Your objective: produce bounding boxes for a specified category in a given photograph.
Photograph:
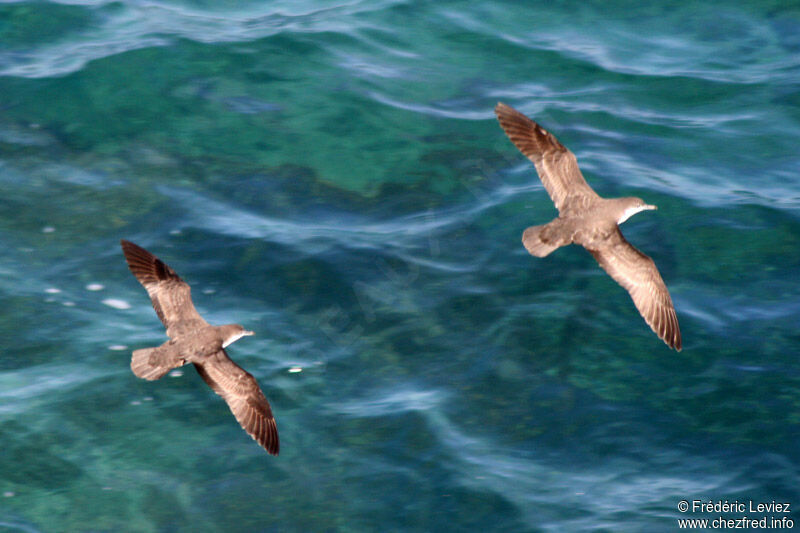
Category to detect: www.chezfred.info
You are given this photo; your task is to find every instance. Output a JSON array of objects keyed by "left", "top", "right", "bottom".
[{"left": 677, "top": 500, "right": 793, "bottom": 529}]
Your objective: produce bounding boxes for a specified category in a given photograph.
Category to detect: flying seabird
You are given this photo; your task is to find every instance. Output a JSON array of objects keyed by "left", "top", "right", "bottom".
[
  {"left": 120, "top": 240, "right": 279, "bottom": 454},
  {"left": 494, "top": 103, "right": 681, "bottom": 350}
]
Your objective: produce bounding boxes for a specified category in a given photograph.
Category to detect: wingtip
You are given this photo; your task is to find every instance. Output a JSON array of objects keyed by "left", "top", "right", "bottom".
[
  {"left": 120, "top": 239, "right": 149, "bottom": 267},
  {"left": 120, "top": 239, "right": 142, "bottom": 255},
  {"left": 262, "top": 418, "right": 280, "bottom": 456},
  {"left": 494, "top": 101, "right": 514, "bottom": 118},
  {"left": 664, "top": 327, "right": 682, "bottom": 351}
]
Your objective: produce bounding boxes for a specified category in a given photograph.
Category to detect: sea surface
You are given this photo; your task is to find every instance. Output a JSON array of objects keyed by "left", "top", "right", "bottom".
[{"left": 1, "top": 1, "right": 799, "bottom": 531}]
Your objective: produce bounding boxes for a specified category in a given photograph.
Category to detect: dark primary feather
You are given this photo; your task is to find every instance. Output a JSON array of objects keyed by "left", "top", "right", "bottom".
[
  {"left": 589, "top": 230, "right": 682, "bottom": 351},
  {"left": 494, "top": 102, "right": 599, "bottom": 213},
  {"left": 195, "top": 352, "right": 280, "bottom": 455},
  {"left": 120, "top": 239, "right": 208, "bottom": 338}
]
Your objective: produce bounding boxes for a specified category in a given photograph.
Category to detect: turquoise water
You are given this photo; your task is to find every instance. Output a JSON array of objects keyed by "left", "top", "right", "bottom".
[{"left": 1, "top": 1, "right": 800, "bottom": 531}]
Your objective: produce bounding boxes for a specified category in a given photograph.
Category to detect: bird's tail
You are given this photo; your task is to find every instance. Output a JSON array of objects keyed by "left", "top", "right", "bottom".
[
  {"left": 522, "top": 223, "right": 564, "bottom": 257},
  {"left": 131, "top": 346, "right": 184, "bottom": 381}
]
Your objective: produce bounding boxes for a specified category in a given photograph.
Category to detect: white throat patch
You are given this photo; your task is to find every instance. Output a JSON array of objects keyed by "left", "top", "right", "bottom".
[
  {"left": 618, "top": 205, "right": 655, "bottom": 225},
  {"left": 222, "top": 330, "right": 253, "bottom": 348}
]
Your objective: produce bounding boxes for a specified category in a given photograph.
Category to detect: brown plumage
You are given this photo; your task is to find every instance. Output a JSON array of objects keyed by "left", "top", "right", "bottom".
[
  {"left": 121, "top": 239, "right": 279, "bottom": 454},
  {"left": 495, "top": 103, "right": 681, "bottom": 350}
]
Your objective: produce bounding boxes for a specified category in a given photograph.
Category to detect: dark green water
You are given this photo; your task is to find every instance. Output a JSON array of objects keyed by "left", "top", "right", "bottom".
[{"left": 1, "top": 1, "right": 799, "bottom": 531}]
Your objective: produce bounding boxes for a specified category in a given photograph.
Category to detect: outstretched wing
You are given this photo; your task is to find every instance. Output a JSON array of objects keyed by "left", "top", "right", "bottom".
[
  {"left": 495, "top": 102, "right": 599, "bottom": 214},
  {"left": 120, "top": 240, "right": 208, "bottom": 338},
  {"left": 588, "top": 229, "right": 681, "bottom": 350},
  {"left": 194, "top": 350, "right": 279, "bottom": 455}
]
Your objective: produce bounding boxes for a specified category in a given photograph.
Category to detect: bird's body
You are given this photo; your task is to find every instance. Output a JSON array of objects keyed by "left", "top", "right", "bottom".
[
  {"left": 494, "top": 102, "right": 681, "bottom": 350},
  {"left": 130, "top": 325, "right": 236, "bottom": 380},
  {"left": 120, "top": 240, "right": 279, "bottom": 454}
]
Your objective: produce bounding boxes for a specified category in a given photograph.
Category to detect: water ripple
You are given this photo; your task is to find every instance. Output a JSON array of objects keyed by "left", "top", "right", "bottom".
[
  {"left": 0, "top": 0, "right": 409, "bottom": 78},
  {"left": 334, "top": 388, "right": 445, "bottom": 417}
]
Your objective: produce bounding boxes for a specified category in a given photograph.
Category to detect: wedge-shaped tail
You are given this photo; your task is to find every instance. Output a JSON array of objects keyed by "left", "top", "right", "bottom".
[
  {"left": 522, "top": 219, "right": 574, "bottom": 258},
  {"left": 131, "top": 344, "right": 185, "bottom": 381},
  {"left": 522, "top": 225, "right": 559, "bottom": 257}
]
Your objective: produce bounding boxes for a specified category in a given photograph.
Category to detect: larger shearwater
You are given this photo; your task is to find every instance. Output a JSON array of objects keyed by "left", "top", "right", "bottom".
[
  {"left": 494, "top": 103, "right": 681, "bottom": 350},
  {"left": 121, "top": 240, "right": 280, "bottom": 454}
]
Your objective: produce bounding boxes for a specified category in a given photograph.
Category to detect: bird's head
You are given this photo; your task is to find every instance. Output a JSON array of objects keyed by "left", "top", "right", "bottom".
[
  {"left": 617, "top": 197, "right": 657, "bottom": 225},
  {"left": 220, "top": 324, "right": 255, "bottom": 348}
]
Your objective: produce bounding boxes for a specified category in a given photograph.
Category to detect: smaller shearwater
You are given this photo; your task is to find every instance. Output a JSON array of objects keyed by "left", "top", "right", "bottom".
[
  {"left": 495, "top": 103, "right": 681, "bottom": 350},
  {"left": 121, "top": 240, "right": 279, "bottom": 454}
]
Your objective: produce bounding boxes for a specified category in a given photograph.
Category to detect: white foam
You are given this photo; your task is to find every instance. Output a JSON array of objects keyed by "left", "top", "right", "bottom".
[{"left": 102, "top": 298, "right": 131, "bottom": 310}]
